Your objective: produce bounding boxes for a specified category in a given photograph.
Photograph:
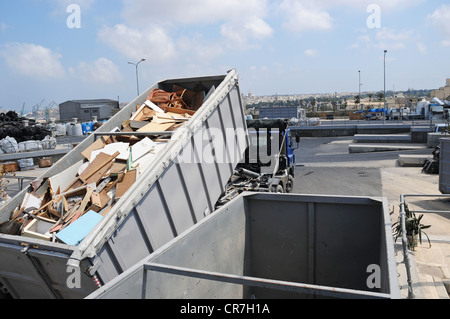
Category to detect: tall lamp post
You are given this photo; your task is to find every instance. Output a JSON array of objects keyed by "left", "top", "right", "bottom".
[
  {"left": 128, "top": 58, "right": 146, "bottom": 96},
  {"left": 383, "top": 50, "right": 387, "bottom": 123},
  {"left": 358, "top": 70, "right": 362, "bottom": 111}
]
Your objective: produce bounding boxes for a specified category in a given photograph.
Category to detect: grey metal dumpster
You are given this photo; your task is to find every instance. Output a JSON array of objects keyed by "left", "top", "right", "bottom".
[
  {"left": 87, "top": 193, "right": 400, "bottom": 299},
  {"left": 0, "top": 70, "right": 248, "bottom": 299},
  {"left": 440, "top": 137, "right": 450, "bottom": 194}
]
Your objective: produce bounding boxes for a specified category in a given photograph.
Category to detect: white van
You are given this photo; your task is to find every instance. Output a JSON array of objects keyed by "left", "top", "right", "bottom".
[{"left": 433, "top": 124, "right": 448, "bottom": 133}]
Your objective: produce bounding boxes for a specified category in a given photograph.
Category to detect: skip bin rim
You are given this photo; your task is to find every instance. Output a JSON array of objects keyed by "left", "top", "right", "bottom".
[{"left": 86, "top": 192, "right": 401, "bottom": 299}]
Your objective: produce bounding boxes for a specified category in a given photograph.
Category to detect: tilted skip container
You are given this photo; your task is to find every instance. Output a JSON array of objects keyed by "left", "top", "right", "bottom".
[
  {"left": 0, "top": 70, "right": 248, "bottom": 299},
  {"left": 87, "top": 193, "right": 400, "bottom": 299}
]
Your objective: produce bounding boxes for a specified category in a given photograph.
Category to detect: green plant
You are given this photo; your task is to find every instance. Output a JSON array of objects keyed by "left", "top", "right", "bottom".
[{"left": 392, "top": 203, "right": 431, "bottom": 250}]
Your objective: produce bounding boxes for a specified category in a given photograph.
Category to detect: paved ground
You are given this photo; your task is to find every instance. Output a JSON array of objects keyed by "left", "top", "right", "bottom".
[{"left": 293, "top": 136, "right": 450, "bottom": 299}]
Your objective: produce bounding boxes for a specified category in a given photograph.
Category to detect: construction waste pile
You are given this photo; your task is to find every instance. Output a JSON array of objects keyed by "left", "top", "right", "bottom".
[
  {"left": 0, "top": 87, "right": 203, "bottom": 245},
  {"left": 0, "top": 111, "right": 51, "bottom": 142}
]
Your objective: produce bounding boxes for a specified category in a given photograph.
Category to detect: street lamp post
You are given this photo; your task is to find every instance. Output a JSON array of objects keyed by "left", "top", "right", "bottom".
[
  {"left": 358, "top": 70, "right": 362, "bottom": 111},
  {"left": 383, "top": 50, "right": 387, "bottom": 123},
  {"left": 128, "top": 58, "right": 146, "bottom": 96}
]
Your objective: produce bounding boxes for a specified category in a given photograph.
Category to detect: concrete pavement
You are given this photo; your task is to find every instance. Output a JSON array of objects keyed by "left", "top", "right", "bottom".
[{"left": 294, "top": 136, "right": 450, "bottom": 299}]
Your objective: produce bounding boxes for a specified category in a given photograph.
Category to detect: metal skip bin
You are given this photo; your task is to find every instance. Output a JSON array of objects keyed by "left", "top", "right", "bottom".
[
  {"left": 439, "top": 138, "right": 450, "bottom": 194},
  {"left": 0, "top": 70, "right": 249, "bottom": 299},
  {"left": 87, "top": 193, "right": 401, "bottom": 299}
]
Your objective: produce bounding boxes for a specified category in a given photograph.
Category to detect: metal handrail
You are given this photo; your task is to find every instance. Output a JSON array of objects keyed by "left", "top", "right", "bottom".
[{"left": 398, "top": 194, "right": 450, "bottom": 299}]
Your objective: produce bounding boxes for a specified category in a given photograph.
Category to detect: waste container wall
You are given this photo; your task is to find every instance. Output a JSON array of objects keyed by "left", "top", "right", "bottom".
[
  {"left": 0, "top": 70, "right": 248, "bottom": 299},
  {"left": 88, "top": 193, "right": 400, "bottom": 299},
  {"left": 439, "top": 138, "right": 450, "bottom": 194}
]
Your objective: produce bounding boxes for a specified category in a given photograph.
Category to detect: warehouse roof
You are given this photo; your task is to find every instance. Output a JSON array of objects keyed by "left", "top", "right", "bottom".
[{"left": 60, "top": 99, "right": 118, "bottom": 105}]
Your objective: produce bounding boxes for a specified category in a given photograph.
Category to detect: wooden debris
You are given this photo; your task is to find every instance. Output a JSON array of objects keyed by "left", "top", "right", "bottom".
[{"left": 3, "top": 84, "right": 204, "bottom": 241}]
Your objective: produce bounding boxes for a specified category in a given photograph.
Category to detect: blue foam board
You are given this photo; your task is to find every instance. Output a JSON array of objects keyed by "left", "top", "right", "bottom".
[{"left": 56, "top": 210, "right": 103, "bottom": 246}]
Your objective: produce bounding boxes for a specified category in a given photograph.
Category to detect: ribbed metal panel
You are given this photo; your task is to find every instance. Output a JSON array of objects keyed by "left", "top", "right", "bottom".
[
  {"left": 439, "top": 138, "right": 450, "bottom": 194},
  {"left": 0, "top": 70, "right": 248, "bottom": 298}
]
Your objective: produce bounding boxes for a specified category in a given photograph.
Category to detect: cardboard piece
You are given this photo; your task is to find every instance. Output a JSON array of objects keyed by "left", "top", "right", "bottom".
[{"left": 91, "top": 191, "right": 111, "bottom": 211}]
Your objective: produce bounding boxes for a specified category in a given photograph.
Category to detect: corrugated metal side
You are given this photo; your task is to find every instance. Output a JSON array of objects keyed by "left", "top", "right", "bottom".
[
  {"left": 439, "top": 138, "right": 450, "bottom": 194},
  {"left": 90, "top": 83, "right": 248, "bottom": 284},
  {"left": 0, "top": 235, "right": 96, "bottom": 299},
  {"left": 87, "top": 193, "right": 399, "bottom": 300},
  {"left": 0, "top": 70, "right": 247, "bottom": 298}
]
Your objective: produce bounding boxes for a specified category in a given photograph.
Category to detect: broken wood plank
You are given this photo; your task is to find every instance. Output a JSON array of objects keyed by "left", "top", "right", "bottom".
[
  {"left": 64, "top": 151, "right": 119, "bottom": 192},
  {"left": 78, "top": 184, "right": 96, "bottom": 214},
  {"left": 82, "top": 160, "right": 113, "bottom": 186},
  {"left": 90, "top": 143, "right": 129, "bottom": 162},
  {"left": 131, "top": 104, "right": 157, "bottom": 121},
  {"left": 49, "top": 160, "right": 84, "bottom": 195},
  {"left": 159, "top": 105, "right": 196, "bottom": 116},
  {"left": 115, "top": 170, "right": 136, "bottom": 200},
  {"left": 110, "top": 160, "right": 127, "bottom": 174},
  {"left": 81, "top": 136, "right": 113, "bottom": 161},
  {"left": 129, "top": 120, "right": 152, "bottom": 130},
  {"left": 144, "top": 100, "right": 165, "bottom": 113},
  {"left": 137, "top": 121, "right": 176, "bottom": 133}
]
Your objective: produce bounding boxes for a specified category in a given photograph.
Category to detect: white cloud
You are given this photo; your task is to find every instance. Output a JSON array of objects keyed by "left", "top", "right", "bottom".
[
  {"left": 176, "top": 35, "right": 224, "bottom": 60},
  {"left": 120, "top": 0, "right": 273, "bottom": 51},
  {"left": 376, "top": 28, "right": 412, "bottom": 41},
  {"left": 122, "top": 0, "right": 269, "bottom": 27},
  {"left": 278, "top": 0, "right": 424, "bottom": 34},
  {"left": 51, "top": 0, "right": 96, "bottom": 9},
  {"left": 442, "top": 40, "right": 450, "bottom": 47},
  {"left": 1, "top": 23, "right": 11, "bottom": 33},
  {"left": 69, "top": 58, "right": 122, "bottom": 84},
  {"left": 416, "top": 42, "right": 427, "bottom": 54},
  {"left": 0, "top": 43, "right": 65, "bottom": 78},
  {"left": 352, "top": 28, "right": 413, "bottom": 51},
  {"left": 303, "top": 0, "right": 424, "bottom": 11},
  {"left": 373, "top": 28, "right": 412, "bottom": 51},
  {"left": 428, "top": 5, "right": 450, "bottom": 42},
  {"left": 304, "top": 49, "right": 319, "bottom": 57},
  {"left": 280, "top": 0, "right": 333, "bottom": 33},
  {"left": 98, "top": 24, "right": 176, "bottom": 62},
  {"left": 221, "top": 17, "right": 273, "bottom": 49}
]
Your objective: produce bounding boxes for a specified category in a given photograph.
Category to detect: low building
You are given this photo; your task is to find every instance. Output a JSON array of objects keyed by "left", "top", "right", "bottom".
[
  {"left": 59, "top": 99, "right": 119, "bottom": 122},
  {"left": 431, "top": 78, "right": 450, "bottom": 101}
]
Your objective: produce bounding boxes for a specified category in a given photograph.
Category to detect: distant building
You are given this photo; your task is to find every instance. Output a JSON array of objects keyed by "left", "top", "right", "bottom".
[
  {"left": 431, "top": 78, "right": 450, "bottom": 101},
  {"left": 259, "top": 106, "right": 305, "bottom": 120},
  {"left": 59, "top": 99, "right": 119, "bottom": 122}
]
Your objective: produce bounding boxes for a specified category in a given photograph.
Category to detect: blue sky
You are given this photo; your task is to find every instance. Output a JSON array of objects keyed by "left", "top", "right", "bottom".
[{"left": 1, "top": 0, "right": 450, "bottom": 112}]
